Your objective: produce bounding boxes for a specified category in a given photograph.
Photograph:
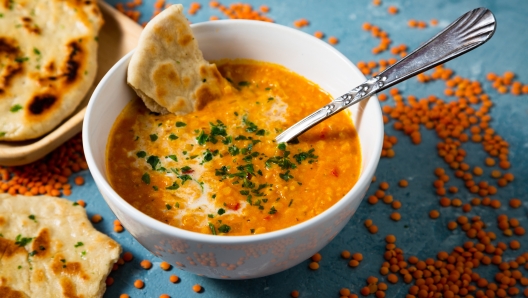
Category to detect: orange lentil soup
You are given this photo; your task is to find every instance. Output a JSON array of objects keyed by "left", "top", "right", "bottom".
[{"left": 107, "top": 60, "right": 361, "bottom": 236}]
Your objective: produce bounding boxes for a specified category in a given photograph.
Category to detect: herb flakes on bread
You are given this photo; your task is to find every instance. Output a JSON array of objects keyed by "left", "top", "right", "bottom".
[{"left": 0, "top": 194, "right": 121, "bottom": 298}]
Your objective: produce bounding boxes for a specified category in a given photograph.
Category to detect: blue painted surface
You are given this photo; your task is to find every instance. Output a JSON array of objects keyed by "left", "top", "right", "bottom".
[{"left": 66, "top": 1, "right": 528, "bottom": 296}]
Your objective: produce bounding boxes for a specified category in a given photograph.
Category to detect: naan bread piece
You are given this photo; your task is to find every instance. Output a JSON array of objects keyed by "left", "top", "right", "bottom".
[
  {"left": 127, "top": 4, "right": 226, "bottom": 115},
  {"left": 0, "top": 194, "right": 121, "bottom": 298},
  {"left": 0, "top": 0, "right": 103, "bottom": 141}
]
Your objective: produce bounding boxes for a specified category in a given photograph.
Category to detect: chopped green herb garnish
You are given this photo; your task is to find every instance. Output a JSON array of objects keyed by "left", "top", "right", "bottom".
[
  {"left": 167, "top": 155, "right": 177, "bottom": 162},
  {"left": 250, "top": 229, "right": 255, "bottom": 234},
  {"left": 136, "top": 151, "right": 146, "bottom": 158},
  {"left": 33, "top": 48, "right": 41, "bottom": 55},
  {"left": 277, "top": 143, "right": 286, "bottom": 151},
  {"left": 218, "top": 224, "right": 231, "bottom": 233},
  {"left": 153, "top": 186, "right": 158, "bottom": 191},
  {"left": 74, "top": 242, "right": 84, "bottom": 248},
  {"left": 175, "top": 202, "right": 180, "bottom": 208},
  {"left": 176, "top": 121, "right": 186, "bottom": 127},
  {"left": 269, "top": 206, "right": 278, "bottom": 214},
  {"left": 165, "top": 204, "right": 172, "bottom": 210},
  {"left": 196, "top": 130, "right": 209, "bottom": 145},
  {"left": 209, "top": 223, "right": 217, "bottom": 235},
  {"left": 202, "top": 150, "right": 213, "bottom": 163},
  {"left": 150, "top": 134, "right": 158, "bottom": 141},
  {"left": 293, "top": 148, "right": 318, "bottom": 164},
  {"left": 73, "top": 202, "right": 79, "bottom": 206},
  {"left": 208, "top": 214, "right": 214, "bottom": 218},
  {"left": 28, "top": 214, "right": 37, "bottom": 222},
  {"left": 29, "top": 250, "right": 37, "bottom": 257},
  {"left": 10, "top": 104, "right": 22, "bottom": 112},
  {"left": 141, "top": 173, "right": 150, "bottom": 185},
  {"left": 217, "top": 208, "right": 225, "bottom": 215},
  {"left": 14, "top": 57, "right": 28, "bottom": 63},
  {"left": 146, "top": 155, "right": 160, "bottom": 170},
  {"left": 289, "top": 199, "right": 293, "bottom": 207},
  {"left": 279, "top": 170, "right": 294, "bottom": 181},
  {"left": 228, "top": 145, "right": 240, "bottom": 156},
  {"left": 166, "top": 182, "right": 179, "bottom": 190},
  {"left": 0, "top": 132, "right": 5, "bottom": 137},
  {"left": 179, "top": 174, "right": 192, "bottom": 184},
  {"left": 169, "top": 133, "right": 178, "bottom": 140},
  {"left": 15, "top": 234, "right": 33, "bottom": 247},
  {"left": 238, "top": 81, "right": 250, "bottom": 86},
  {"left": 242, "top": 115, "right": 258, "bottom": 133}
]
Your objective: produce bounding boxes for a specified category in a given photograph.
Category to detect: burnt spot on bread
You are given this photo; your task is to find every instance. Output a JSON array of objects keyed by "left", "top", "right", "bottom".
[
  {"left": 0, "top": 37, "right": 23, "bottom": 94},
  {"left": 0, "top": 216, "right": 5, "bottom": 226},
  {"left": 2, "top": 0, "right": 12, "bottom": 9},
  {"left": 195, "top": 65, "right": 224, "bottom": 110},
  {"left": 51, "top": 254, "right": 90, "bottom": 281},
  {"left": 178, "top": 34, "right": 193, "bottom": 47},
  {"left": 196, "top": 84, "right": 221, "bottom": 110},
  {"left": 64, "top": 41, "right": 82, "bottom": 84},
  {"left": 28, "top": 94, "right": 57, "bottom": 115},
  {"left": 31, "top": 228, "right": 50, "bottom": 258},
  {"left": 0, "top": 237, "right": 27, "bottom": 260},
  {"left": 0, "top": 286, "right": 27, "bottom": 298},
  {"left": 21, "top": 17, "right": 41, "bottom": 34},
  {"left": 46, "top": 61, "right": 55, "bottom": 73},
  {"left": 153, "top": 62, "right": 180, "bottom": 99}
]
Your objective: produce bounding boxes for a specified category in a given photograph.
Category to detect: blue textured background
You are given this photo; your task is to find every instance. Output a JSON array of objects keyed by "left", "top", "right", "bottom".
[{"left": 68, "top": 1, "right": 528, "bottom": 297}]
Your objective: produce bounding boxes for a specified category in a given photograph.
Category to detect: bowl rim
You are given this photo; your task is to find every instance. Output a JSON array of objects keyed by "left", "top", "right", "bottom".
[{"left": 83, "top": 19, "right": 384, "bottom": 244}]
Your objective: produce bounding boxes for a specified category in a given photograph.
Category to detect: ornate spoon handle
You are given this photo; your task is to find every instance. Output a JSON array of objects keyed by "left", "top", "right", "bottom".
[{"left": 275, "top": 7, "right": 496, "bottom": 144}]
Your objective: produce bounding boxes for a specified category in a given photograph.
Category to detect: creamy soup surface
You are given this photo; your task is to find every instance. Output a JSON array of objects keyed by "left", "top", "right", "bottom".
[{"left": 107, "top": 60, "right": 361, "bottom": 236}]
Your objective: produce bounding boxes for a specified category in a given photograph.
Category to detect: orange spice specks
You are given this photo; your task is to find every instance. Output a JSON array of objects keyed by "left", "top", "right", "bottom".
[
  {"left": 123, "top": 252, "right": 134, "bottom": 262},
  {"left": 429, "top": 210, "right": 440, "bottom": 219},
  {"left": 311, "top": 253, "right": 322, "bottom": 262},
  {"left": 193, "top": 284, "right": 202, "bottom": 293},
  {"left": 160, "top": 261, "right": 171, "bottom": 270},
  {"left": 341, "top": 250, "right": 351, "bottom": 259},
  {"left": 140, "top": 259, "right": 152, "bottom": 269},
  {"left": 169, "top": 275, "right": 179, "bottom": 283},
  {"left": 293, "top": 18, "right": 309, "bottom": 28},
  {"left": 210, "top": 2, "right": 273, "bottom": 22},
  {"left": 134, "top": 279, "right": 144, "bottom": 289},
  {"left": 188, "top": 2, "right": 202, "bottom": 15},
  {"left": 91, "top": 214, "right": 102, "bottom": 223},
  {"left": 328, "top": 36, "right": 339, "bottom": 45},
  {"left": 387, "top": 6, "right": 398, "bottom": 14},
  {"left": 313, "top": 31, "right": 324, "bottom": 39},
  {"left": 0, "top": 134, "right": 87, "bottom": 197}
]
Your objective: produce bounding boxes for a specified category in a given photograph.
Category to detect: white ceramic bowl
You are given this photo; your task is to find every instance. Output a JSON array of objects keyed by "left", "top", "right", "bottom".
[{"left": 83, "top": 20, "right": 383, "bottom": 279}]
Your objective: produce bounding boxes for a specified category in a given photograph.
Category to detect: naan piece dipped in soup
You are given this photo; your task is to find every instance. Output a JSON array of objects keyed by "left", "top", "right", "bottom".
[
  {"left": 127, "top": 4, "right": 226, "bottom": 115},
  {"left": 108, "top": 60, "right": 361, "bottom": 236}
]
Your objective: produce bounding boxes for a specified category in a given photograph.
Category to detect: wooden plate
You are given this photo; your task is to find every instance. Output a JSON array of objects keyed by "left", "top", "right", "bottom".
[{"left": 0, "top": 1, "right": 143, "bottom": 166}]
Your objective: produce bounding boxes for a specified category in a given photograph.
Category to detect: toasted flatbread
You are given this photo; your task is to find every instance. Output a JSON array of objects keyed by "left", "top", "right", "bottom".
[
  {"left": 0, "top": 194, "right": 121, "bottom": 298},
  {"left": 127, "top": 4, "right": 226, "bottom": 115},
  {"left": 0, "top": 0, "right": 103, "bottom": 141}
]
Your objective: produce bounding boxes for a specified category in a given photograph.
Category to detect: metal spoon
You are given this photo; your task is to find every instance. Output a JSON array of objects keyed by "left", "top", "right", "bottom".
[{"left": 275, "top": 7, "right": 496, "bottom": 144}]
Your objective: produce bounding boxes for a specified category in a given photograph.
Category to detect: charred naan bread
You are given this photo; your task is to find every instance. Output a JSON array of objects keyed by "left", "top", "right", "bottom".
[
  {"left": 0, "top": 0, "right": 103, "bottom": 141},
  {"left": 0, "top": 194, "right": 121, "bottom": 298},
  {"left": 127, "top": 4, "right": 226, "bottom": 115}
]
